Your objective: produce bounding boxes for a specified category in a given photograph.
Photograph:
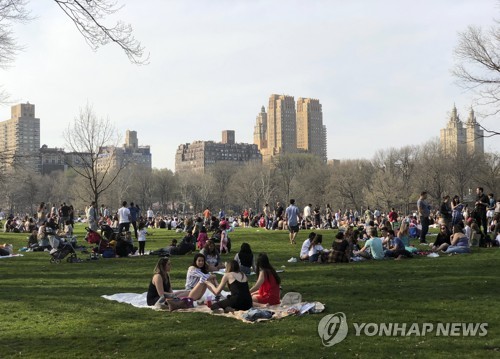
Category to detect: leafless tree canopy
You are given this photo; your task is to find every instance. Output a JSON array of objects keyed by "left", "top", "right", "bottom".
[
  {"left": 53, "top": 0, "right": 148, "bottom": 65},
  {"left": 0, "top": 0, "right": 147, "bottom": 68},
  {"left": 453, "top": 21, "right": 500, "bottom": 136},
  {"left": 63, "top": 103, "right": 124, "bottom": 206},
  {"left": 0, "top": 0, "right": 30, "bottom": 68}
]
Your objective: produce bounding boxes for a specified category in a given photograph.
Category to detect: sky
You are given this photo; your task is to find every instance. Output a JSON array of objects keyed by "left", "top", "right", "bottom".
[{"left": 1, "top": 0, "right": 499, "bottom": 170}]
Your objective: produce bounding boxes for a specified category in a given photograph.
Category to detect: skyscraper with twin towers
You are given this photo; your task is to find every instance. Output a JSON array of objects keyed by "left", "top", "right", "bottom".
[
  {"left": 439, "top": 105, "right": 484, "bottom": 157},
  {"left": 253, "top": 94, "right": 327, "bottom": 163}
]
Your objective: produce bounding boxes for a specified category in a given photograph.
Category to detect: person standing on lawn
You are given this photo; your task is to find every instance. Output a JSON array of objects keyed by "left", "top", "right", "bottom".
[
  {"left": 285, "top": 199, "right": 300, "bottom": 244},
  {"left": 417, "top": 191, "right": 431, "bottom": 244},
  {"left": 118, "top": 201, "right": 131, "bottom": 235}
]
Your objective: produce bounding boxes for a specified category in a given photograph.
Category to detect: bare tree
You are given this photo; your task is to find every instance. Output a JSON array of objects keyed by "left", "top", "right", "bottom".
[
  {"left": 0, "top": 0, "right": 146, "bottom": 67},
  {"left": 273, "top": 153, "right": 312, "bottom": 200},
  {"left": 229, "top": 164, "right": 262, "bottom": 212},
  {"left": 0, "top": 0, "right": 30, "bottom": 68},
  {"left": 448, "top": 152, "right": 477, "bottom": 201},
  {"left": 330, "top": 159, "right": 372, "bottom": 211},
  {"left": 63, "top": 103, "right": 124, "bottom": 208},
  {"left": 474, "top": 152, "right": 500, "bottom": 195},
  {"left": 453, "top": 23, "right": 500, "bottom": 135},
  {"left": 53, "top": 0, "right": 148, "bottom": 65},
  {"left": 209, "top": 162, "right": 237, "bottom": 210},
  {"left": 152, "top": 168, "right": 176, "bottom": 214},
  {"left": 415, "top": 139, "right": 449, "bottom": 201}
]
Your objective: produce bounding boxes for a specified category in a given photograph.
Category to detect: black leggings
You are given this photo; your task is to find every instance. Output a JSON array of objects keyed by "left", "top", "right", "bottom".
[
  {"left": 211, "top": 295, "right": 252, "bottom": 311},
  {"left": 139, "top": 241, "right": 146, "bottom": 255}
]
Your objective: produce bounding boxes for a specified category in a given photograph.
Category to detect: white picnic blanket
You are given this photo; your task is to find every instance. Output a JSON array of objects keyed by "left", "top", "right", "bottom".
[
  {"left": 102, "top": 288, "right": 229, "bottom": 309},
  {"left": 101, "top": 290, "right": 325, "bottom": 323}
]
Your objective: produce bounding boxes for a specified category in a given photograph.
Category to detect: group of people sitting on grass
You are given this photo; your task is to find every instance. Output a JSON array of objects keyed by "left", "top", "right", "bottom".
[
  {"left": 296, "top": 215, "right": 493, "bottom": 262},
  {"left": 146, "top": 250, "right": 281, "bottom": 312}
]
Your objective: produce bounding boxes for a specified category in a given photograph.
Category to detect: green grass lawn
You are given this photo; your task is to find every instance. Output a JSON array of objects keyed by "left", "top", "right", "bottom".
[{"left": 1, "top": 225, "right": 499, "bottom": 358}]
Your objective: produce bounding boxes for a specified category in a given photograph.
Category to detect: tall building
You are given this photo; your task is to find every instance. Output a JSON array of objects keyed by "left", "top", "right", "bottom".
[
  {"left": 464, "top": 108, "right": 484, "bottom": 155},
  {"left": 440, "top": 105, "right": 484, "bottom": 157},
  {"left": 253, "top": 94, "right": 328, "bottom": 162},
  {"left": 175, "top": 131, "right": 262, "bottom": 173},
  {"left": 97, "top": 130, "right": 152, "bottom": 171},
  {"left": 253, "top": 106, "right": 267, "bottom": 151},
  {"left": 268, "top": 94, "right": 297, "bottom": 157},
  {"left": 296, "top": 98, "right": 327, "bottom": 162},
  {"left": 254, "top": 94, "right": 297, "bottom": 162},
  {"left": 0, "top": 103, "right": 40, "bottom": 171}
]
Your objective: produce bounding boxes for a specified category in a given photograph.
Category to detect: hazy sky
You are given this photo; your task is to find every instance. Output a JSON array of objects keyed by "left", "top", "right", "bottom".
[{"left": 1, "top": 0, "right": 499, "bottom": 170}]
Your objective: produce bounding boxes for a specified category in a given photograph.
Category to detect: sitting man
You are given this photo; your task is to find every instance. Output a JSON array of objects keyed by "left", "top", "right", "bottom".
[
  {"left": 26, "top": 230, "right": 39, "bottom": 249},
  {"left": 354, "top": 227, "right": 385, "bottom": 260},
  {"left": 384, "top": 229, "right": 413, "bottom": 260}
]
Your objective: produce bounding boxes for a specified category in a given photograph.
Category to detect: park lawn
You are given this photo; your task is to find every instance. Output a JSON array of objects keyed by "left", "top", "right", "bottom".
[{"left": 0, "top": 225, "right": 499, "bottom": 358}]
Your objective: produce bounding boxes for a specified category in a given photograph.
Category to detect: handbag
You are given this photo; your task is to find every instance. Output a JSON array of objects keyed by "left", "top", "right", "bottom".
[{"left": 166, "top": 297, "right": 194, "bottom": 312}]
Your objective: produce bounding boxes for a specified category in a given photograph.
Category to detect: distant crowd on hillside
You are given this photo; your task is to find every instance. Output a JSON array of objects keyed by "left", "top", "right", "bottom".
[{"left": 1, "top": 186, "right": 499, "bottom": 257}]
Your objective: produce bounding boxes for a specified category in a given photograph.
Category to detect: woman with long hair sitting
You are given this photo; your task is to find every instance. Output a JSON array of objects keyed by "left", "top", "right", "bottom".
[
  {"left": 200, "top": 240, "right": 224, "bottom": 272},
  {"left": 147, "top": 257, "right": 188, "bottom": 306},
  {"left": 205, "top": 260, "right": 253, "bottom": 312},
  {"left": 234, "top": 242, "right": 256, "bottom": 275},
  {"left": 249, "top": 253, "right": 281, "bottom": 305},
  {"left": 185, "top": 253, "right": 219, "bottom": 300}
]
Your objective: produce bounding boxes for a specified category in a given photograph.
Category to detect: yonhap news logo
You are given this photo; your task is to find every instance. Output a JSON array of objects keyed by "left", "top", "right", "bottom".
[
  {"left": 318, "top": 312, "right": 488, "bottom": 347},
  {"left": 317, "top": 312, "right": 349, "bottom": 346}
]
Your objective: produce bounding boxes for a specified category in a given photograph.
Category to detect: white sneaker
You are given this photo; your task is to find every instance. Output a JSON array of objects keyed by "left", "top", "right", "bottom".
[{"left": 287, "top": 257, "right": 297, "bottom": 263}]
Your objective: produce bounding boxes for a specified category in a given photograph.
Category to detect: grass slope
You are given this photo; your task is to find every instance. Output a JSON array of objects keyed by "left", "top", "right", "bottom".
[{"left": 1, "top": 225, "right": 499, "bottom": 358}]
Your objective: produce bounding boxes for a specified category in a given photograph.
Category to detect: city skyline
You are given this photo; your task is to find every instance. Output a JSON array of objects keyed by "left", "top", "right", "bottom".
[{"left": 1, "top": 0, "right": 500, "bottom": 170}]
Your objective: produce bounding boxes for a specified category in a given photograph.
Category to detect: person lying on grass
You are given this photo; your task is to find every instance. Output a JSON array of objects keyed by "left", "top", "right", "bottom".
[
  {"left": 185, "top": 253, "right": 219, "bottom": 301},
  {"left": 205, "top": 260, "right": 253, "bottom": 312},
  {"left": 249, "top": 253, "right": 281, "bottom": 305},
  {"left": 147, "top": 257, "right": 189, "bottom": 306}
]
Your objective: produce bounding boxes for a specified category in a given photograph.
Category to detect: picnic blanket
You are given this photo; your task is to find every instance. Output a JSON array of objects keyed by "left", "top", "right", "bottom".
[
  {"left": 0, "top": 254, "right": 24, "bottom": 259},
  {"left": 102, "top": 289, "right": 325, "bottom": 323}
]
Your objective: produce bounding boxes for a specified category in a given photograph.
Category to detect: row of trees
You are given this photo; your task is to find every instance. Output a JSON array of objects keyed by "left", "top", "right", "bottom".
[{"left": 1, "top": 143, "right": 498, "bottom": 217}]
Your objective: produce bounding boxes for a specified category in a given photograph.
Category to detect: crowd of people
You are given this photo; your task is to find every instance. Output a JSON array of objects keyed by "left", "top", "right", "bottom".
[{"left": 0, "top": 202, "right": 78, "bottom": 252}]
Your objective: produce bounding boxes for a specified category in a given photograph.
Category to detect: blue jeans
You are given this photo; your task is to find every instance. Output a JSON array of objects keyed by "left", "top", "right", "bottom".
[
  {"left": 445, "top": 246, "right": 470, "bottom": 254},
  {"left": 419, "top": 216, "right": 429, "bottom": 243}
]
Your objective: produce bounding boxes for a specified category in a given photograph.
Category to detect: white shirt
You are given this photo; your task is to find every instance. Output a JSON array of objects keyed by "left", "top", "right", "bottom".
[
  {"left": 118, "top": 207, "right": 131, "bottom": 224},
  {"left": 464, "top": 225, "right": 471, "bottom": 240},
  {"left": 303, "top": 206, "right": 311, "bottom": 217},
  {"left": 147, "top": 209, "right": 154, "bottom": 218},
  {"left": 138, "top": 229, "right": 147, "bottom": 242},
  {"left": 300, "top": 239, "right": 311, "bottom": 257},
  {"left": 308, "top": 244, "right": 324, "bottom": 257}
]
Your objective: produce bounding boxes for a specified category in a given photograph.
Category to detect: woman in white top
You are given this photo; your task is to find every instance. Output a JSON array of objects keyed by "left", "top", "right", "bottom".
[
  {"left": 308, "top": 234, "right": 329, "bottom": 263},
  {"left": 300, "top": 232, "right": 316, "bottom": 260},
  {"left": 185, "top": 253, "right": 219, "bottom": 300}
]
